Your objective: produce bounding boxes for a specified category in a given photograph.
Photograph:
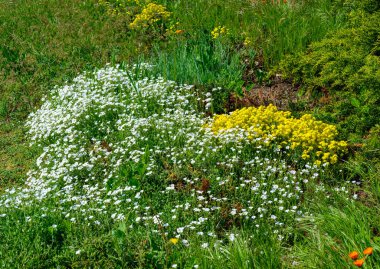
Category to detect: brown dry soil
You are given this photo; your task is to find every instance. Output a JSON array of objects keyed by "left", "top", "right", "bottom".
[{"left": 227, "top": 75, "right": 302, "bottom": 111}]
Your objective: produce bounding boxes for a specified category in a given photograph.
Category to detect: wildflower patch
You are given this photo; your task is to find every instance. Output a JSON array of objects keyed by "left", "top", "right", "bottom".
[
  {"left": 129, "top": 3, "right": 171, "bottom": 30},
  {"left": 0, "top": 64, "right": 338, "bottom": 253},
  {"left": 207, "top": 104, "right": 347, "bottom": 165}
]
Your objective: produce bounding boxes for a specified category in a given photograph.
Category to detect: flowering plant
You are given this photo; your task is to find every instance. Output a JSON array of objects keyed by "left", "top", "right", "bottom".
[
  {"left": 129, "top": 3, "right": 171, "bottom": 31},
  {"left": 349, "top": 247, "right": 374, "bottom": 267},
  {"left": 211, "top": 26, "right": 229, "bottom": 39},
  {"left": 207, "top": 104, "right": 347, "bottom": 165}
]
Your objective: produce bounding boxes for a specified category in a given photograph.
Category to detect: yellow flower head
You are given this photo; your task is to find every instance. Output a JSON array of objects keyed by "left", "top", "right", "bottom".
[
  {"left": 169, "top": 238, "right": 179, "bottom": 244},
  {"left": 243, "top": 37, "right": 252, "bottom": 47}
]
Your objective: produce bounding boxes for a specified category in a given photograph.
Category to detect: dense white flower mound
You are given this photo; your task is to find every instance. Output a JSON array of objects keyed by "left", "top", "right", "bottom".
[{"left": 0, "top": 64, "right": 323, "bottom": 246}]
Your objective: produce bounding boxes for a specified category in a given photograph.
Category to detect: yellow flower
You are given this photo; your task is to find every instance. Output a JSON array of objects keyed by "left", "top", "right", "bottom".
[
  {"left": 205, "top": 104, "right": 347, "bottom": 164},
  {"left": 211, "top": 26, "right": 229, "bottom": 39},
  {"left": 243, "top": 37, "right": 252, "bottom": 47},
  {"left": 330, "top": 154, "right": 338, "bottom": 164},
  {"left": 169, "top": 238, "right": 179, "bottom": 244},
  {"left": 130, "top": 3, "right": 171, "bottom": 30}
]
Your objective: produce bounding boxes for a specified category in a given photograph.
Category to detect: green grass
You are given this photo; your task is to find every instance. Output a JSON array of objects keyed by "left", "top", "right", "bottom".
[
  {"left": 0, "top": 122, "right": 39, "bottom": 188},
  {"left": 0, "top": 0, "right": 350, "bottom": 120},
  {"left": 0, "top": 0, "right": 137, "bottom": 120},
  {"left": 290, "top": 180, "right": 380, "bottom": 268},
  {"left": 0, "top": 0, "right": 135, "bottom": 187}
]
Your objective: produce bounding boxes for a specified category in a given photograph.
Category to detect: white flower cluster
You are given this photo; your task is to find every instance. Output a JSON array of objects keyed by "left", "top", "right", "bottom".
[{"left": 0, "top": 64, "right": 322, "bottom": 248}]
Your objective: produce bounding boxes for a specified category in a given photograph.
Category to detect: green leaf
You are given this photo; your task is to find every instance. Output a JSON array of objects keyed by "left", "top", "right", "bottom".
[{"left": 350, "top": 97, "right": 361, "bottom": 108}]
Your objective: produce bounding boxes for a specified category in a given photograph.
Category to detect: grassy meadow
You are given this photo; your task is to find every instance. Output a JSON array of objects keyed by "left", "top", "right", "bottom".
[{"left": 0, "top": 0, "right": 379, "bottom": 268}]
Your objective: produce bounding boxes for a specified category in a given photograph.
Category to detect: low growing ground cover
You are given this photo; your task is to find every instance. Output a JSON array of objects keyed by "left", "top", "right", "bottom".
[{"left": 1, "top": 64, "right": 378, "bottom": 268}]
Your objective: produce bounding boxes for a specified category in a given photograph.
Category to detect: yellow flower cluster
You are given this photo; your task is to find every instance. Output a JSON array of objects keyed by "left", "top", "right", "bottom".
[
  {"left": 207, "top": 105, "right": 347, "bottom": 165},
  {"left": 129, "top": 3, "right": 171, "bottom": 30},
  {"left": 243, "top": 37, "right": 252, "bottom": 47},
  {"left": 211, "top": 26, "right": 229, "bottom": 39}
]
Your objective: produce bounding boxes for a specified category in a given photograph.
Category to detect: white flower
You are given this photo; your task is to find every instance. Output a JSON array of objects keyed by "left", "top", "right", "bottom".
[
  {"left": 0, "top": 63, "right": 327, "bottom": 251},
  {"left": 228, "top": 233, "right": 235, "bottom": 242},
  {"left": 201, "top": 243, "right": 209, "bottom": 248}
]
